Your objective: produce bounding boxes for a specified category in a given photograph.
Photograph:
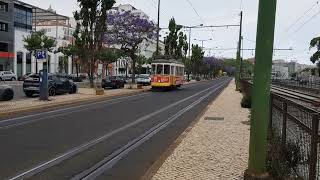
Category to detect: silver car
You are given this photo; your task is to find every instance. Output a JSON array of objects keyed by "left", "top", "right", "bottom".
[
  {"left": 0, "top": 71, "right": 17, "bottom": 81},
  {"left": 136, "top": 74, "right": 151, "bottom": 85}
]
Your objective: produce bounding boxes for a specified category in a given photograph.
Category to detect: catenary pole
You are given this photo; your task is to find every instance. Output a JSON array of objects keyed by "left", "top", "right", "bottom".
[{"left": 246, "top": 0, "right": 277, "bottom": 176}]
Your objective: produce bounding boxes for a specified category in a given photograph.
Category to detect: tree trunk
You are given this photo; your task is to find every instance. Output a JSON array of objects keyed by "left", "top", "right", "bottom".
[
  {"left": 89, "top": 59, "right": 94, "bottom": 88},
  {"left": 76, "top": 62, "right": 79, "bottom": 78},
  {"left": 131, "top": 56, "right": 136, "bottom": 84},
  {"left": 318, "top": 68, "right": 320, "bottom": 77}
]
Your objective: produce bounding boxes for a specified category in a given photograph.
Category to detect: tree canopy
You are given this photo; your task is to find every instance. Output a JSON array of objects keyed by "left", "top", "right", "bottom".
[
  {"left": 73, "top": 0, "right": 116, "bottom": 87},
  {"left": 164, "top": 18, "right": 188, "bottom": 59},
  {"left": 105, "top": 9, "right": 157, "bottom": 83}
]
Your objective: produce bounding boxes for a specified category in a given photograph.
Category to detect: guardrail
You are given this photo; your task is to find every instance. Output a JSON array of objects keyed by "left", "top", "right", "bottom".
[
  {"left": 269, "top": 93, "right": 320, "bottom": 179},
  {"left": 240, "top": 79, "right": 320, "bottom": 179}
]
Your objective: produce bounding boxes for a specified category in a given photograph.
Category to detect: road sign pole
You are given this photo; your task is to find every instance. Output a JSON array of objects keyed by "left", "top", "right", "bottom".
[
  {"left": 37, "top": 49, "right": 49, "bottom": 101},
  {"left": 246, "top": 0, "right": 277, "bottom": 177}
]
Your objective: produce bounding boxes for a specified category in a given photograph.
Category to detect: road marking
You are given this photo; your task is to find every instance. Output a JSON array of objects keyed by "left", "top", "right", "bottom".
[
  {"left": 0, "top": 93, "right": 151, "bottom": 129},
  {"left": 76, "top": 80, "right": 229, "bottom": 180},
  {"left": 8, "top": 79, "right": 229, "bottom": 180}
]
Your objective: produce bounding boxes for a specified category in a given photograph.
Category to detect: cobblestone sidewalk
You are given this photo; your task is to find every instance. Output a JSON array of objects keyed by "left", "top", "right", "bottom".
[{"left": 152, "top": 80, "right": 250, "bottom": 180}]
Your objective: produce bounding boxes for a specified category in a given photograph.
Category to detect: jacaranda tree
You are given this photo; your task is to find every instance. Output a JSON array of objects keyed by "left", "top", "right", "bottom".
[{"left": 105, "top": 10, "right": 157, "bottom": 83}]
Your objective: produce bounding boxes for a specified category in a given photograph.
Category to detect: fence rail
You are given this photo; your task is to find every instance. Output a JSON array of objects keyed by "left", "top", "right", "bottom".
[{"left": 270, "top": 93, "right": 320, "bottom": 179}]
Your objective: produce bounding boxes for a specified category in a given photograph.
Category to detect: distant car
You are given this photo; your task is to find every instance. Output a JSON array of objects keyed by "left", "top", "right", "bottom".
[
  {"left": 0, "top": 85, "right": 14, "bottom": 101},
  {"left": 136, "top": 74, "right": 151, "bottom": 85},
  {"left": 23, "top": 73, "right": 78, "bottom": 97},
  {"left": 102, "top": 76, "right": 125, "bottom": 89},
  {"left": 0, "top": 71, "right": 17, "bottom": 81},
  {"left": 18, "top": 73, "right": 32, "bottom": 81}
]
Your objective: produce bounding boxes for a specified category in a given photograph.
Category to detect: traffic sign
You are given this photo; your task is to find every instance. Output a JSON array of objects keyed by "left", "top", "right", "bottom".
[{"left": 36, "top": 50, "right": 47, "bottom": 62}]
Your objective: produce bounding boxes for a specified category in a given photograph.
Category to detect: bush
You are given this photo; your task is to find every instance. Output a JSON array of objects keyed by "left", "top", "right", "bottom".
[
  {"left": 267, "top": 134, "right": 303, "bottom": 179},
  {"left": 241, "top": 95, "right": 251, "bottom": 108}
]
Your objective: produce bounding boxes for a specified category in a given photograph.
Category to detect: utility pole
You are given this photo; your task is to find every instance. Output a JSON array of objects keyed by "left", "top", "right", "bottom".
[
  {"left": 235, "top": 11, "right": 243, "bottom": 90},
  {"left": 156, "top": 0, "right": 160, "bottom": 55},
  {"left": 245, "top": 0, "right": 277, "bottom": 178},
  {"left": 188, "top": 27, "right": 191, "bottom": 57}
]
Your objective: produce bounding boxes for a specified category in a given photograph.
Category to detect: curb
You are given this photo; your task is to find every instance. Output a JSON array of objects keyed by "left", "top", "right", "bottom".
[{"left": 0, "top": 89, "right": 150, "bottom": 118}]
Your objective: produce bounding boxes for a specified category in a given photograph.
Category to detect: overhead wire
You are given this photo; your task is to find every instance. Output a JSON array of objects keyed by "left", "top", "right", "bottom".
[{"left": 184, "top": 0, "right": 215, "bottom": 43}]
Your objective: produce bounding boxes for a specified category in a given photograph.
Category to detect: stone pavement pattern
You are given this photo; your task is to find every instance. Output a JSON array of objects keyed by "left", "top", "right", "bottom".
[{"left": 152, "top": 80, "right": 250, "bottom": 180}]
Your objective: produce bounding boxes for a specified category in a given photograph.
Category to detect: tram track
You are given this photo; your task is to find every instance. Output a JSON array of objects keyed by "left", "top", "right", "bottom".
[{"left": 6, "top": 78, "right": 230, "bottom": 180}]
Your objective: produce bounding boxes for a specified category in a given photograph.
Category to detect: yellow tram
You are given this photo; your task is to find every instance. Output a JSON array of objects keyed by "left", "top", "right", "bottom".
[{"left": 151, "top": 59, "right": 185, "bottom": 89}]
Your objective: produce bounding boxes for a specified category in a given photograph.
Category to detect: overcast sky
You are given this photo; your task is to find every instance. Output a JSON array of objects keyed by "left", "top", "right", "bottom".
[{"left": 23, "top": 0, "right": 320, "bottom": 65}]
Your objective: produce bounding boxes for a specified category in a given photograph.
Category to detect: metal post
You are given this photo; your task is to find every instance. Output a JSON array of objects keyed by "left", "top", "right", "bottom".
[
  {"left": 247, "top": 0, "right": 277, "bottom": 175},
  {"left": 156, "top": 0, "right": 160, "bottom": 55},
  {"left": 188, "top": 27, "right": 191, "bottom": 57},
  {"left": 235, "top": 11, "right": 243, "bottom": 90}
]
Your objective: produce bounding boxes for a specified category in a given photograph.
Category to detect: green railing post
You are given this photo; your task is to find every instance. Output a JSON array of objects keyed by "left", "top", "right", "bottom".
[
  {"left": 235, "top": 11, "right": 243, "bottom": 91},
  {"left": 246, "top": 0, "right": 277, "bottom": 177}
]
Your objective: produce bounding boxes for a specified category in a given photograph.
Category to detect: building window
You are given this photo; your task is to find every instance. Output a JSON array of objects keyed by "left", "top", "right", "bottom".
[
  {"left": 0, "top": 1, "right": 8, "bottom": 12},
  {"left": 0, "top": 22, "right": 8, "bottom": 32},
  {"left": 0, "top": 42, "right": 8, "bottom": 52},
  {"left": 14, "top": 4, "right": 32, "bottom": 30}
]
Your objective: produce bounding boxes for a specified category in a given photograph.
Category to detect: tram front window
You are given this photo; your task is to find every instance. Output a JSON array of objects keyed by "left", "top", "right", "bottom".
[
  {"left": 164, "top": 65, "right": 170, "bottom": 75},
  {"left": 157, "top": 64, "right": 163, "bottom": 74}
]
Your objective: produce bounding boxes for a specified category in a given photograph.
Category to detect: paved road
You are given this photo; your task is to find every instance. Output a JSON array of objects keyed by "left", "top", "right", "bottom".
[{"left": 0, "top": 77, "right": 231, "bottom": 180}]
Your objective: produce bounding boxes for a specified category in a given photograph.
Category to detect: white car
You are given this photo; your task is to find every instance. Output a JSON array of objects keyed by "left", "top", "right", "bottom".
[
  {"left": 0, "top": 71, "right": 17, "bottom": 81},
  {"left": 136, "top": 74, "right": 151, "bottom": 85}
]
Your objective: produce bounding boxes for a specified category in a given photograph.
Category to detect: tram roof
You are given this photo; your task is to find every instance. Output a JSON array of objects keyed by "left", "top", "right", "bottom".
[{"left": 152, "top": 58, "right": 184, "bottom": 65}]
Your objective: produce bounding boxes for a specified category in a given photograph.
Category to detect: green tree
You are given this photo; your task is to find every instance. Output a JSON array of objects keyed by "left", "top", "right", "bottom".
[
  {"left": 73, "top": 0, "right": 115, "bottom": 87},
  {"left": 136, "top": 55, "right": 148, "bottom": 75},
  {"left": 191, "top": 44, "right": 204, "bottom": 76},
  {"left": 57, "top": 44, "right": 78, "bottom": 74},
  {"left": 97, "top": 48, "right": 124, "bottom": 76},
  {"left": 23, "top": 30, "right": 56, "bottom": 73},
  {"left": 164, "top": 18, "right": 187, "bottom": 59},
  {"left": 184, "top": 58, "right": 193, "bottom": 81},
  {"left": 310, "top": 36, "right": 320, "bottom": 76}
]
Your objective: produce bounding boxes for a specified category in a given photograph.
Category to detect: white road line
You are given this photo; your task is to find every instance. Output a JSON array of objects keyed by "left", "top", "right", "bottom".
[
  {"left": 78, "top": 80, "right": 229, "bottom": 180},
  {"left": 0, "top": 93, "right": 150, "bottom": 129},
  {"left": 8, "top": 80, "right": 228, "bottom": 180}
]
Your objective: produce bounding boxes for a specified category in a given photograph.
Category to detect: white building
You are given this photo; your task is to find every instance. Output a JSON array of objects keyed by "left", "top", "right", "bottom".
[{"left": 7, "top": 1, "right": 74, "bottom": 77}]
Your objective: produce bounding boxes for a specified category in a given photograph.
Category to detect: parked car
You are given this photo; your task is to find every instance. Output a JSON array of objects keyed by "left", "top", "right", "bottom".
[
  {"left": 0, "top": 85, "right": 14, "bottom": 101},
  {"left": 18, "top": 73, "right": 32, "bottom": 81},
  {"left": 0, "top": 71, "right": 17, "bottom": 81},
  {"left": 70, "top": 73, "right": 88, "bottom": 82},
  {"left": 136, "top": 74, "right": 151, "bottom": 85},
  {"left": 23, "top": 73, "right": 78, "bottom": 97},
  {"left": 102, "top": 76, "right": 125, "bottom": 89}
]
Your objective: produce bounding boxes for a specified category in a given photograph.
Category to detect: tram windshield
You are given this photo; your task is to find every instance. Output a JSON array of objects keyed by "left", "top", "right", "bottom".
[
  {"left": 164, "top": 65, "right": 170, "bottom": 75},
  {"left": 156, "top": 64, "right": 163, "bottom": 74}
]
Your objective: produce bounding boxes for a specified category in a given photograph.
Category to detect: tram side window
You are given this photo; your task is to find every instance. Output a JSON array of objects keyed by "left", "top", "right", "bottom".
[
  {"left": 152, "top": 65, "right": 156, "bottom": 74},
  {"left": 157, "top": 64, "right": 163, "bottom": 74},
  {"left": 164, "top": 65, "right": 170, "bottom": 75},
  {"left": 171, "top": 66, "right": 175, "bottom": 75}
]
